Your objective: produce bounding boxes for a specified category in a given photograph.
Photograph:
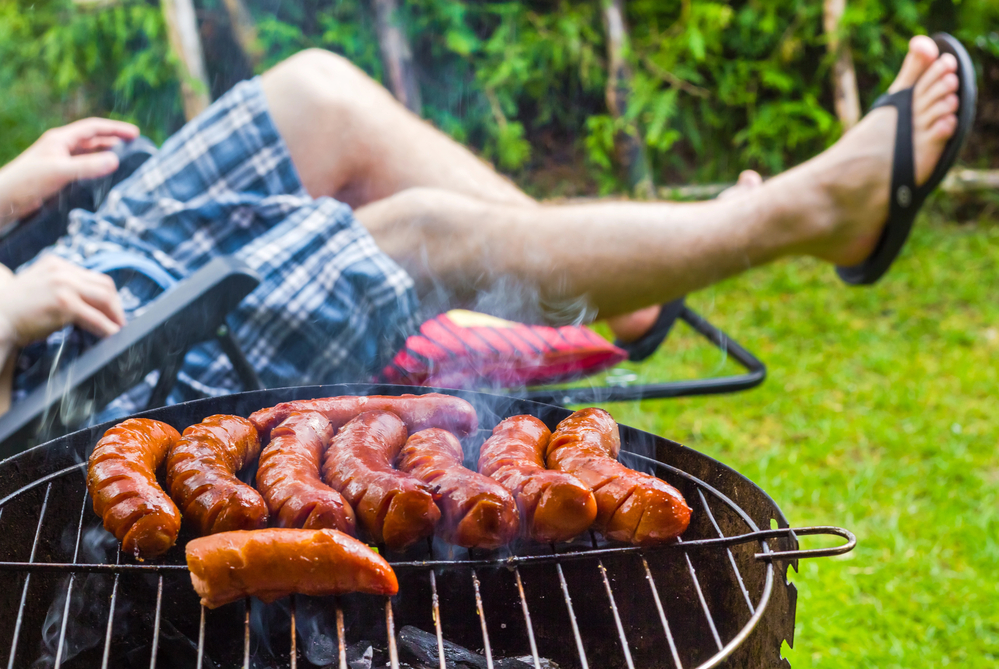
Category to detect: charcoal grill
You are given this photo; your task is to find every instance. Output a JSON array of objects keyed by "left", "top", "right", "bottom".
[{"left": 0, "top": 385, "right": 854, "bottom": 669}]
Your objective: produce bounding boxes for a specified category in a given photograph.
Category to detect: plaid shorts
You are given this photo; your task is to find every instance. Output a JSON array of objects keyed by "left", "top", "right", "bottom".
[{"left": 13, "top": 77, "right": 420, "bottom": 418}]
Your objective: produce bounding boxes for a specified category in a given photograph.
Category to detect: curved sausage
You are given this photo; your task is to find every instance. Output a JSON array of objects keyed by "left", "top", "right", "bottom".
[
  {"left": 322, "top": 411, "right": 440, "bottom": 551},
  {"left": 250, "top": 393, "right": 478, "bottom": 443},
  {"left": 165, "top": 415, "right": 268, "bottom": 535},
  {"left": 255, "top": 411, "right": 356, "bottom": 534},
  {"left": 86, "top": 418, "right": 182, "bottom": 560},
  {"left": 399, "top": 428, "right": 519, "bottom": 550},
  {"left": 546, "top": 408, "right": 690, "bottom": 544},
  {"left": 186, "top": 528, "right": 398, "bottom": 609},
  {"left": 479, "top": 415, "right": 597, "bottom": 544}
]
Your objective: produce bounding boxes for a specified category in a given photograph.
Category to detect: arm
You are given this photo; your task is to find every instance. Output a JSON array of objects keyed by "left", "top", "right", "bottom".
[
  {"left": 0, "top": 118, "right": 137, "bottom": 413},
  {"left": 0, "top": 256, "right": 125, "bottom": 416},
  {"left": 0, "top": 118, "right": 139, "bottom": 229},
  {"left": 0, "top": 263, "right": 15, "bottom": 414}
]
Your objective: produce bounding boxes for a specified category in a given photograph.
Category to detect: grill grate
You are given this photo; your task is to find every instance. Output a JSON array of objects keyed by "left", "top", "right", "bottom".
[
  {"left": 0, "top": 457, "right": 853, "bottom": 669},
  {"left": 0, "top": 387, "right": 855, "bottom": 669}
]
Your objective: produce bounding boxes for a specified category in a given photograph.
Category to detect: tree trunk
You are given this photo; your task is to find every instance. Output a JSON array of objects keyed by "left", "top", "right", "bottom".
[
  {"left": 602, "top": 0, "right": 654, "bottom": 198},
  {"left": 161, "top": 0, "right": 211, "bottom": 120},
  {"left": 371, "top": 0, "right": 422, "bottom": 114},
  {"left": 220, "top": 0, "right": 262, "bottom": 69},
  {"left": 823, "top": 0, "right": 861, "bottom": 130}
]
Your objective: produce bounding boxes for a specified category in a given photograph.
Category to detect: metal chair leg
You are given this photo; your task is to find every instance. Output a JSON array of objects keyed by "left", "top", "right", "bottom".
[{"left": 216, "top": 323, "right": 264, "bottom": 391}]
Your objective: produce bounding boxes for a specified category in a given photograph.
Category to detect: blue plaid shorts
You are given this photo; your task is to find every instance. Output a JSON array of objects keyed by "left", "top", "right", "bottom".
[{"left": 13, "top": 77, "right": 420, "bottom": 418}]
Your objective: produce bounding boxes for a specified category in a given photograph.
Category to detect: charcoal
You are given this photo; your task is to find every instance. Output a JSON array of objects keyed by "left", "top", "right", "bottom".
[
  {"left": 398, "top": 626, "right": 487, "bottom": 668},
  {"left": 396, "top": 626, "right": 547, "bottom": 669},
  {"left": 511, "top": 659, "right": 559, "bottom": 669},
  {"left": 344, "top": 641, "right": 384, "bottom": 669}
]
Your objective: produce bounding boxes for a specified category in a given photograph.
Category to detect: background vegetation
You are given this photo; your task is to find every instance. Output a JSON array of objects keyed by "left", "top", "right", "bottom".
[{"left": 1, "top": 0, "right": 997, "bottom": 194}]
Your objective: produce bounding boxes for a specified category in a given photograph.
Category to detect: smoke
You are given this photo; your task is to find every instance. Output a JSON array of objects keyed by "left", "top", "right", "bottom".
[{"left": 32, "top": 525, "right": 128, "bottom": 669}]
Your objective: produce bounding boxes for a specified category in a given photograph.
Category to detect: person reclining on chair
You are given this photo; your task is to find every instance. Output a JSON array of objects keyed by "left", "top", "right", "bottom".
[{"left": 0, "top": 36, "right": 967, "bottom": 418}]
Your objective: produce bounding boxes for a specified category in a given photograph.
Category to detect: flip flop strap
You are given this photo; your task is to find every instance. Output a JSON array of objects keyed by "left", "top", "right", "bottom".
[{"left": 869, "top": 88, "right": 925, "bottom": 218}]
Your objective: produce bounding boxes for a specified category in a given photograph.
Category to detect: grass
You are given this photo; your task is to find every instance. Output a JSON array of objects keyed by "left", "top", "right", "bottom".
[{"left": 582, "top": 214, "right": 999, "bottom": 668}]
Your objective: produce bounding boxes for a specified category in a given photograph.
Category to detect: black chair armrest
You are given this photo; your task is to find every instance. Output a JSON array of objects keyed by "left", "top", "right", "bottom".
[{"left": 0, "top": 255, "right": 260, "bottom": 459}]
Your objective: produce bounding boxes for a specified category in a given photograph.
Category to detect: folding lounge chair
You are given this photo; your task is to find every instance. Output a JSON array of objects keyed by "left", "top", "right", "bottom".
[
  {"left": 0, "top": 139, "right": 765, "bottom": 457},
  {"left": 0, "top": 139, "right": 264, "bottom": 458}
]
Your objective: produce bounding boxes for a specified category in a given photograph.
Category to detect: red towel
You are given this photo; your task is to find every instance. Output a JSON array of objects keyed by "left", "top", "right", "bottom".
[{"left": 382, "top": 310, "right": 628, "bottom": 389}]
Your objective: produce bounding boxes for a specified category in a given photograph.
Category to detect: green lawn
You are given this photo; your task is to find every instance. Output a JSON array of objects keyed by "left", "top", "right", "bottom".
[{"left": 587, "top": 215, "right": 999, "bottom": 668}]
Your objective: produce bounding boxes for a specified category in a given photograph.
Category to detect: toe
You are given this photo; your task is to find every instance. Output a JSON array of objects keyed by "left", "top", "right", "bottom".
[
  {"left": 737, "top": 170, "right": 764, "bottom": 188},
  {"left": 914, "top": 53, "right": 959, "bottom": 97},
  {"left": 918, "top": 94, "right": 960, "bottom": 131},
  {"left": 917, "top": 73, "right": 960, "bottom": 114},
  {"left": 929, "top": 114, "right": 958, "bottom": 142},
  {"left": 889, "top": 35, "right": 938, "bottom": 93}
]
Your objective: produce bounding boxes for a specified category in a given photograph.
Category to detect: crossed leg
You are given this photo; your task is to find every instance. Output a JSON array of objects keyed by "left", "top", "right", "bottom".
[
  {"left": 261, "top": 38, "right": 960, "bottom": 324},
  {"left": 260, "top": 49, "right": 536, "bottom": 210}
]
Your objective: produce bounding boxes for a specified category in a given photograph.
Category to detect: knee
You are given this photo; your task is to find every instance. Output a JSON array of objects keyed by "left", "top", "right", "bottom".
[
  {"left": 358, "top": 187, "right": 486, "bottom": 248},
  {"left": 281, "top": 49, "right": 362, "bottom": 83},
  {"left": 264, "top": 49, "right": 386, "bottom": 114}
]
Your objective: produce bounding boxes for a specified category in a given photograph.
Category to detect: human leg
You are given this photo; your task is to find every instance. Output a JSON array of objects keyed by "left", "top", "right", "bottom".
[
  {"left": 606, "top": 169, "right": 764, "bottom": 343},
  {"left": 355, "top": 36, "right": 959, "bottom": 322},
  {"left": 260, "top": 49, "right": 536, "bottom": 210}
]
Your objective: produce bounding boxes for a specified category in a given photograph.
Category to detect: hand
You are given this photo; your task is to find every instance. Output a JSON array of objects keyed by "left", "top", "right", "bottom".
[
  {"left": 0, "top": 255, "right": 127, "bottom": 350},
  {"left": 0, "top": 118, "right": 140, "bottom": 226}
]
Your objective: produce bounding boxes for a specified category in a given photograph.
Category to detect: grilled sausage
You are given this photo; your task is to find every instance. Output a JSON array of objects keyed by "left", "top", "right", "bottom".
[
  {"left": 399, "top": 428, "right": 519, "bottom": 549},
  {"left": 250, "top": 393, "right": 478, "bottom": 443},
  {"left": 479, "top": 415, "right": 597, "bottom": 544},
  {"left": 547, "top": 408, "right": 690, "bottom": 544},
  {"left": 166, "top": 415, "right": 268, "bottom": 535},
  {"left": 186, "top": 528, "right": 398, "bottom": 609},
  {"left": 255, "top": 411, "right": 356, "bottom": 534},
  {"left": 87, "top": 418, "right": 182, "bottom": 560},
  {"left": 322, "top": 411, "right": 440, "bottom": 551}
]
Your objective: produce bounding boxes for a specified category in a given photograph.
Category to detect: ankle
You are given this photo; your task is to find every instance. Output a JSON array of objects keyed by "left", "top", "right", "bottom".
[{"left": 747, "top": 165, "right": 841, "bottom": 261}]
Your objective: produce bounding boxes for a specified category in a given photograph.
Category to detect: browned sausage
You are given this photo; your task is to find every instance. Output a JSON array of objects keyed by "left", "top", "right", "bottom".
[
  {"left": 255, "top": 411, "right": 356, "bottom": 534},
  {"left": 86, "top": 418, "right": 182, "bottom": 560},
  {"left": 547, "top": 408, "right": 690, "bottom": 544},
  {"left": 250, "top": 393, "right": 478, "bottom": 443},
  {"left": 322, "top": 411, "right": 440, "bottom": 551},
  {"left": 479, "top": 415, "right": 597, "bottom": 544},
  {"left": 166, "top": 415, "right": 268, "bottom": 535},
  {"left": 399, "top": 429, "right": 519, "bottom": 549},
  {"left": 186, "top": 528, "right": 398, "bottom": 608}
]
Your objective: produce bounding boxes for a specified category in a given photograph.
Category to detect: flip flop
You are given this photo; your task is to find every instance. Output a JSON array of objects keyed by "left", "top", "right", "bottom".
[
  {"left": 614, "top": 297, "right": 686, "bottom": 362},
  {"left": 837, "top": 32, "right": 977, "bottom": 285}
]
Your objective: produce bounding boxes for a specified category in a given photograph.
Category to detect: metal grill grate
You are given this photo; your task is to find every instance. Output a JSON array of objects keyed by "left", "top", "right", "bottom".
[
  {"left": 0, "top": 456, "right": 853, "bottom": 669},
  {"left": 0, "top": 386, "right": 855, "bottom": 669}
]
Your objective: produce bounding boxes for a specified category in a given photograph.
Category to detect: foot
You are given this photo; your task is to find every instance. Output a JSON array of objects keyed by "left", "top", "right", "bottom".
[
  {"left": 719, "top": 170, "right": 764, "bottom": 200},
  {"left": 802, "top": 35, "right": 960, "bottom": 267},
  {"left": 610, "top": 170, "right": 764, "bottom": 343}
]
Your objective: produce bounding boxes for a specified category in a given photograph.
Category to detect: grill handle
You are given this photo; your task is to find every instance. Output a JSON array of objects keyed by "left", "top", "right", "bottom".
[{"left": 750, "top": 525, "right": 857, "bottom": 561}]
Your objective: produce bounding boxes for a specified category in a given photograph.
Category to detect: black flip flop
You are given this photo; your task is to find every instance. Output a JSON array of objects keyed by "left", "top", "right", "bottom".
[
  {"left": 614, "top": 297, "right": 686, "bottom": 362},
  {"left": 837, "top": 32, "right": 977, "bottom": 285}
]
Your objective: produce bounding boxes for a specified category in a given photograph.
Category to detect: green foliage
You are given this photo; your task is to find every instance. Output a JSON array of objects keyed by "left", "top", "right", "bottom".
[
  {"left": 0, "top": 0, "right": 996, "bottom": 191},
  {"left": 0, "top": 0, "right": 182, "bottom": 164},
  {"left": 243, "top": 0, "right": 997, "bottom": 190}
]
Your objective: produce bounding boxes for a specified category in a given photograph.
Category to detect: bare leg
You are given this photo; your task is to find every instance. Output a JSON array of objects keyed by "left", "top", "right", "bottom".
[
  {"left": 356, "top": 37, "right": 959, "bottom": 322},
  {"left": 607, "top": 169, "right": 764, "bottom": 342},
  {"left": 260, "top": 48, "right": 663, "bottom": 338},
  {"left": 260, "top": 49, "right": 536, "bottom": 210}
]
